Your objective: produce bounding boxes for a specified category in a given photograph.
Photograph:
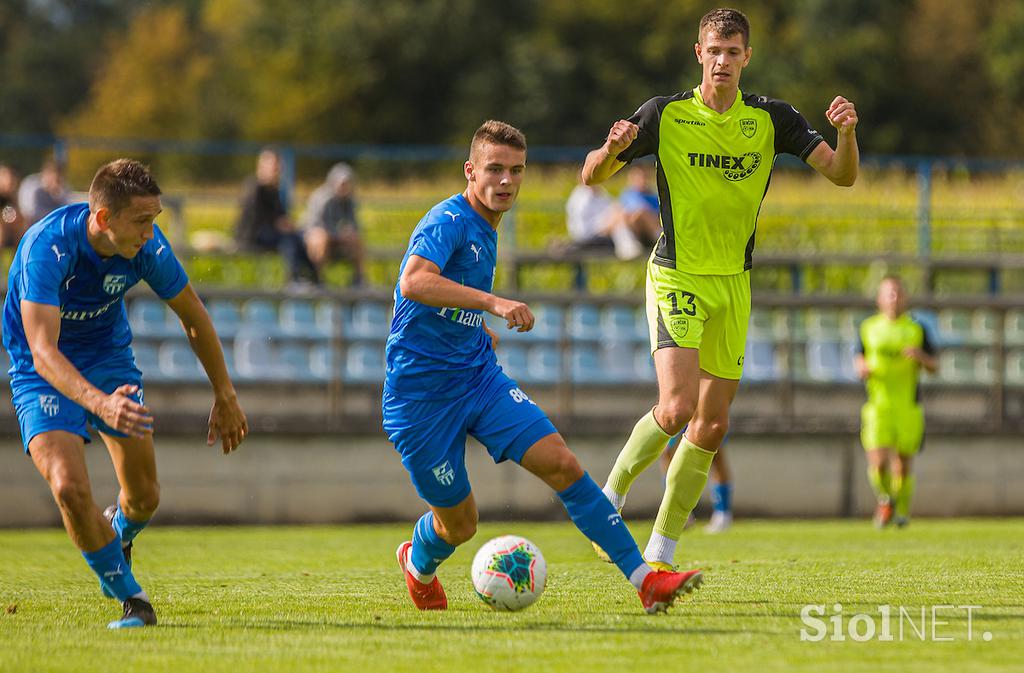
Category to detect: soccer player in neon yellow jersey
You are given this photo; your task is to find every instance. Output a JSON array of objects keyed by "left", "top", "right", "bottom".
[
  {"left": 582, "top": 7, "right": 859, "bottom": 570},
  {"left": 855, "top": 276, "right": 938, "bottom": 528}
]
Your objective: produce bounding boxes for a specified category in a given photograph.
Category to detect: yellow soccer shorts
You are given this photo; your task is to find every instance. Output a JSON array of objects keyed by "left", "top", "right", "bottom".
[
  {"left": 645, "top": 261, "right": 750, "bottom": 380},
  {"left": 860, "top": 403, "right": 925, "bottom": 456}
]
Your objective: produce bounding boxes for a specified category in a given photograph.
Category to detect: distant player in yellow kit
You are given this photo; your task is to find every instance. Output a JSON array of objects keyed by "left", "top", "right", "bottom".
[{"left": 855, "top": 276, "right": 938, "bottom": 528}]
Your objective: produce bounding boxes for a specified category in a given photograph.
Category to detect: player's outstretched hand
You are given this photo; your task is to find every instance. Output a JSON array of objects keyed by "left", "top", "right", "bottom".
[
  {"left": 98, "top": 384, "right": 154, "bottom": 439},
  {"left": 491, "top": 296, "right": 535, "bottom": 333},
  {"left": 208, "top": 393, "right": 248, "bottom": 455},
  {"left": 826, "top": 96, "right": 858, "bottom": 135},
  {"left": 605, "top": 120, "right": 640, "bottom": 156}
]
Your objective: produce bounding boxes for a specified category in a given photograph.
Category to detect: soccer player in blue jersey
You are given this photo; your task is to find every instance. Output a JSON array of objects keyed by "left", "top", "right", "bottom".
[
  {"left": 3, "top": 159, "right": 248, "bottom": 628},
  {"left": 385, "top": 120, "right": 702, "bottom": 614}
]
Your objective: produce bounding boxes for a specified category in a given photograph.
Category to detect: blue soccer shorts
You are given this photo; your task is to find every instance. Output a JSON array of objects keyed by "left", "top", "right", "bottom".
[
  {"left": 382, "top": 364, "right": 557, "bottom": 508},
  {"left": 12, "top": 350, "right": 145, "bottom": 454}
]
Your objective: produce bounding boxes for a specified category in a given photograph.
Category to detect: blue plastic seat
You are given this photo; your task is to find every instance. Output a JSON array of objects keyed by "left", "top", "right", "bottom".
[
  {"left": 633, "top": 347, "right": 656, "bottom": 381},
  {"left": 601, "top": 305, "right": 646, "bottom": 343},
  {"left": 315, "top": 302, "right": 344, "bottom": 338},
  {"left": 206, "top": 299, "right": 240, "bottom": 339},
  {"left": 234, "top": 332, "right": 283, "bottom": 381},
  {"left": 130, "top": 342, "right": 164, "bottom": 382},
  {"left": 129, "top": 298, "right": 178, "bottom": 338},
  {"left": 567, "top": 304, "right": 601, "bottom": 341},
  {"left": 498, "top": 344, "right": 529, "bottom": 381},
  {"left": 347, "top": 302, "right": 390, "bottom": 340},
  {"left": 310, "top": 344, "right": 339, "bottom": 382},
  {"left": 1005, "top": 350, "right": 1024, "bottom": 386},
  {"left": 806, "top": 340, "right": 857, "bottom": 383},
  {"left": 280, "top": 299, "right": 329, "bottom": 340},
  {"left": 278, "top": 343, "right": 315, "bottom": 381},
  {"left": 600, "top": 342, "right": 636, "bottom": 383},
  {"left": 570, "top": 346, "right": 603, "bottom": 384},
  {"left": 743, "top": 339, "right": 778, "bottom": 382},
  {"left": 241, "top": 299, "right": 281, "bottom": 337},
  {"left": 526, "top": 345, "right": 561, "bottom": 384},
  {"left": 159, "top": 342, "right": 204, "bottom": 382},
  {"left": 345, "top": 343, "right": 385, "bottom": 383},
  {"left": 532, "top": 304, "right": 564, "bottom": 341}
]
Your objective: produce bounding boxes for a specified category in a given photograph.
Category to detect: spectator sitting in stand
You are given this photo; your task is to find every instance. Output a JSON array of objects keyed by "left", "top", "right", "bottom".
[
  {"left": 562, "top": 181, "right": 615, "bottom": 254},
  {"left": 0, "top": 164, "right": 26, "bottom": 249},
  {"left": 235, "top": 148, "right": 320, "bottom": 287},
  {"left": 302, "top": 162, "right": 367, "bottom": 287},
  {"left": 18, "top": 158, "right": 70, "bottom": 226},
  {"left": 607, "top": 164, "right": 663, "bottom": 260}
]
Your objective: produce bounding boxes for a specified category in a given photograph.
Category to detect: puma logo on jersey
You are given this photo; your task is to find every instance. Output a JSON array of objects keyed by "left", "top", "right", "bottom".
[
  {"left": 51, "top": 245, "right": 66, "bottom": 261},
  {"left": 156, "top": 243, "right": 166, "bottom": 256},
  {"left": 443, "top": 210, "right": 460, "bottom": 222},
  {"left": 63, "top": 275, "right": 76, "bottom": 291},
  {"left": 469, "top": 243, "right": 481, "bottom": 262}
]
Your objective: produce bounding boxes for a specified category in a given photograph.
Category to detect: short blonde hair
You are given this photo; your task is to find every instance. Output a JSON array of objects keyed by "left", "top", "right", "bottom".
[{"left": 469, "top": 120, "right": 527, "bottom": 161}]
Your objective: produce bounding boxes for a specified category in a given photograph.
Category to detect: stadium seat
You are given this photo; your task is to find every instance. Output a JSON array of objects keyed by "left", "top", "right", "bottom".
[
  {"left": 347, "top": 301, "right": 390, "bottom": 340},
  {"left": 743, "top": 339, "right": 778, "bottom": 382},
  {"left": 498, "top": 344, "right": 529, "bottom": 380},
  {"left": 570, "top": 346, "right": 604, "bottom": 384},
  {"left": 526, "top": 345, "right": 561, "bottom": 384},
  {"left": 280, "top": 299, "right": 328, "bottom": 340},
  {"left": 973, "top": 350, "right": 995, "bottom": 385},
  {"left": 938, "top": 349, "right": 976, "bottom": 384},
  {"left": 601, "top": 305, "right": 646, "bottom": 343},
  {"left": 747, "top": 308, "right": 774, "bottom": 340},
  {"left": 234, "top": 332, "right": 285, "bottom": 381},
  {"left": 937, "top": 309, "right": 972, "bottom": 346},
  {"left": 633, "top": 347, "right": 656, "bottom": 381},
  {"left": 310, "top": 344, "right": 339, "bottom": 382},
  {"left": 206, "top": 299, "right": 241, "bottom": 338},
  {"left": 316, "top": 302, "right": 344, "bottom": 337},
  {"left": 600, "top": 342, "right": 637, "bottom": 383},
  {"left": 128, "top": 298, "right": 179, "bottom": 338},
  {"left": 567, "top": 304, "right": 601, "bottom": 341},
  {"left": 839, "top": 308, "right": 872, "bottom": 341},
  {"left": 345, "top": 343, "right": 385, "bottom": 383},
  {"left": 532, "top": 303, "right": 564, "bottom": 341},
  {"left": 278, "top": 343, "right": 316, "bottom": 382},
  {"left": 158, "top": 342, "right": 205, "bottom": 382},
  {"left": 1004, "top": 309, "right": 1024, "bottom": 346},
  {"left": 805, "top": 309, "right": 842, "bottom": 341},
  {"left": 1005, "top": 350, "right": 1024, "bottom": 386},
  {"left": 241, "top": 299, "right": 281, "bottom": 337},
  {"left": 130, "top": 342, "right": 164, "bottom": 382}
]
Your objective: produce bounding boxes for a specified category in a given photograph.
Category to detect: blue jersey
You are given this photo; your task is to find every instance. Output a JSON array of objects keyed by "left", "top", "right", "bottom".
[
  {"left": 2, "top": 203, "right": 188, "bottom": 382},
  {"left": 385, "top": 194, "right": 498, "bottom": 401}
]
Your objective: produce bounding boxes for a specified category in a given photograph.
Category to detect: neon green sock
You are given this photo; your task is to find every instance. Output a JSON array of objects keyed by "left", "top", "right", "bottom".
[
  {"left": 867, "top": 465, "right": 892, "bottom": 503},
  {"left": 604, "top": 410, "right": 673, "bottom": 499},
  {"left": 653, "top": 437, "right": 716, "bottom": 540},
  {"left": 893, "top": 473, "right": 915, "bottom": 518}
]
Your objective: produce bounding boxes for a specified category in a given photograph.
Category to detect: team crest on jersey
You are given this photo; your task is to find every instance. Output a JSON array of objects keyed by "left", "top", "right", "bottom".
[
  {"left": 39, "top": 394, "right": 60, "bottom": 417},
  {"left": 670, "top": 316, "right": 689, "bottom": 339},
  {"left": 103, "top": 274, "right": 128, "bottom": 295},
  {"left": 740, "top": 118, "right": 757, "bottom": 138},
  {"left": 432, "top": 461, "right": 455, "bottom": 486}
]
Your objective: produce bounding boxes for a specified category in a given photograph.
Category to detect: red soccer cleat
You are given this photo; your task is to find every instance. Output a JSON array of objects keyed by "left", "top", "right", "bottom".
[
  {"left": 638, "top": 568, "right": 703, "bottom": 614},
  {"left": 874, "top": 502, "right": 894, "bottom": 529},
  {"left": 396, "top": 541, "right": 448, "bottom": 610}
]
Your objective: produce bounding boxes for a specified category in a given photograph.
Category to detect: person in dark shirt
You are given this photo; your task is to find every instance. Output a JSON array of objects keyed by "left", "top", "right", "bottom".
[
  {"left": 235, "top": 148, "right": 319, "bottom": 285},
  {"left": 302, "top": 162, "right": 366, "bottom": 286},
  {"left": 0, "top": 163, "right": 26, "bottom": 248}
]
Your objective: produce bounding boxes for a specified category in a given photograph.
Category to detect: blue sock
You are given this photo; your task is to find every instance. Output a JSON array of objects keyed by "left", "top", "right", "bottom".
[
  {"left": 111, "top": 505, "right": 149, "bottom": 545},
  {"left": 409, "top": 512, "right": 456, "bottom": 576},
  {"left": 557, "top": 472, "right": 646, "bottom": 580},
  {"left": 712, "top": 482, "right": 732, "bottom": 513},
  {"left": 83, "top": 537, "right": 142, "bottom": 601}
]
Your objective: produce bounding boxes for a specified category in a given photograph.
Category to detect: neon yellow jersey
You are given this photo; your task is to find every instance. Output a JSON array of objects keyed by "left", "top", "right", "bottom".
[
  {"left": 857, "top": 313, "right": 936, "bottom": 408},
  {"left": 617, "top": 87, "right": 824, "bottom": 274}
]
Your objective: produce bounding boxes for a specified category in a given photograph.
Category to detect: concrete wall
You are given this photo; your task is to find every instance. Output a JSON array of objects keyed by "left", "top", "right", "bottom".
[{"left": 1, "top": 432, "right": 1021, "bottom": 527}]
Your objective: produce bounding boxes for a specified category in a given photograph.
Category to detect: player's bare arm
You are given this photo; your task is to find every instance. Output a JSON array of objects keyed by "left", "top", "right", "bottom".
[
  {"left": 400, "top": 254, "right": 534, "bottom": 332},
  {"left": 903, "top": 347, "right": 939, "bottom": 374},
  {"left": 807, "top": 96, "right": 859, "bottom": 187},
  {"left": 581, "top": 120, "right": 639, "bottom": 186},
  {"left": 21, "top": 299, "right": 154, "bottom": 438},
  {"left": 165, "top": 283, "right": 248, "bottom": 453}
]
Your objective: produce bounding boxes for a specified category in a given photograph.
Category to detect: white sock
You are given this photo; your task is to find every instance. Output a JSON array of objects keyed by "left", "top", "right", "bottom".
[
  {"left": 602, "top": 484, "right": 626, "bottom": 511},
  {"left": 131, "top": 590, "right": 150, "bottom": 603},
  {"left": 644, "top": 532, "right": 677, "bottom": 566},
  {"left": 628, "top": 563, "right": 653, "bottom": 590},
  {"left": 404, "top": 546, "right": 435, "bottom": 584}
]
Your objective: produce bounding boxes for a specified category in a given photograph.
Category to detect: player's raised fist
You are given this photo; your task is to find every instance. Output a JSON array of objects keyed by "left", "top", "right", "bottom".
[
  {"left": 605, "top": 120, "right": 640, "bottom": 156},
  {"left": 826, "top": 96, "right": 858, "bottom": 135}
]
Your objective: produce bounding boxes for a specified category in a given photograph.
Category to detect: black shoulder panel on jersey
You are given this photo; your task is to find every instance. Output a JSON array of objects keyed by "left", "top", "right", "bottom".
[
  {"left": 743, "top": 92, "right": 824, "bottom": 161},
  {"left": 912, "top": 317, "right": 938, "bottom": 355},
  {"left": 616, "top": 90, "right": 695, "bottom": 164}
]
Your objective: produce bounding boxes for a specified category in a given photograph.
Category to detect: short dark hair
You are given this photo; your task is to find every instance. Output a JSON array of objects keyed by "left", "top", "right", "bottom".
[
  {"left": 698, "top": 8, "right": 750, "bottom": 47},
  {"left": 88, "top": 159, "right": 161, "bottom": 214},
  {"left": 470, "top": 120, "right": 527, "bottom": 160}
]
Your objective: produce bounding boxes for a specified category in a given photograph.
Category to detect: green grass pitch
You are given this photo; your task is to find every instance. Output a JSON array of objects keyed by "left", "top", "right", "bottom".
[{"left": 1, "top": 519, "right": 1021, "bottom": 672}]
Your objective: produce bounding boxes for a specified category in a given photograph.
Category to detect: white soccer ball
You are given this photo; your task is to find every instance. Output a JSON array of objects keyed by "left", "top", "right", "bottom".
[{"left": 471, "top": 535, "right": 547, "bottom": 611}]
